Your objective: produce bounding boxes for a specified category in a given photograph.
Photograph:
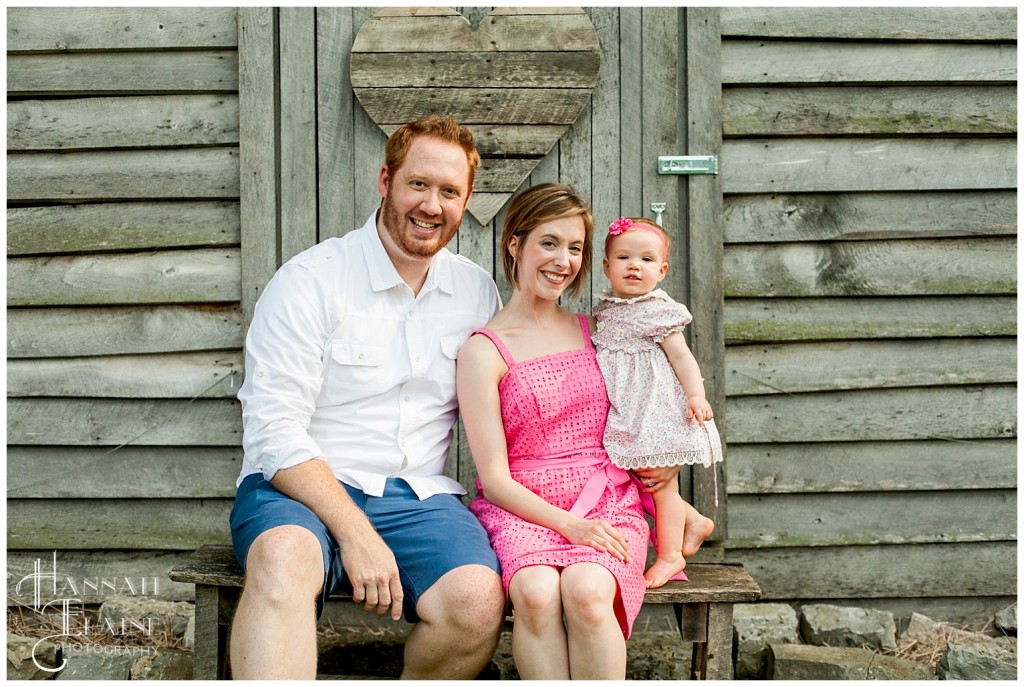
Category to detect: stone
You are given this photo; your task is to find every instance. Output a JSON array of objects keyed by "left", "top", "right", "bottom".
[
  {"left": 937, "top": 639, "right": 1017, "bottom": 680},
  {"left": 626, "top": 631, "right": 692, "bottom": 680},
  {"left": 995, "top": 604, "right": 1017, "bottom": 635},
  {"left": 7, "top": 633, "right": 60, "bottom": 680},
  {"left": 98, "top": 597, "right": 193, "bottom": 640},
  {"left": 733, "top": 602, "right": 800, "bottom": 679},
  {"left": 131, "top": 648, "right": 194, "bottom": 680},
  {"left": 903, "top": 612, "right": 990, "bottom": 645},
  {"left": 183, "top": 612, "right": 196, "bottom": 650},
  {"left": 769, "top": 643, "right": 935, "bottom": 680},
  {"left": 54, "top": 646, "right": 135, "bottom": 680},
  {"left": 800, "top": 603, "right": 897, "bottom": 652}
]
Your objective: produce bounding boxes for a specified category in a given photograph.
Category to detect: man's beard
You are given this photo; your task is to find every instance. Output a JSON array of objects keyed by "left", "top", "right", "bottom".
[{"left": 380, "top": 192, "right": 460, "bottom": 260}]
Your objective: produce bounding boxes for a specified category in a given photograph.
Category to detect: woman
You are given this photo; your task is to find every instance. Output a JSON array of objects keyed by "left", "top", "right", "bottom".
[{"left": 456, "top": 183, "right": 649, "bottom": 679}]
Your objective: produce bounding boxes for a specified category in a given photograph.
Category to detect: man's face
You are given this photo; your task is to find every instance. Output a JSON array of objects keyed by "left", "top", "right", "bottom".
[{"left": 378, "top": 135, "right": 472, "bottom": 261}]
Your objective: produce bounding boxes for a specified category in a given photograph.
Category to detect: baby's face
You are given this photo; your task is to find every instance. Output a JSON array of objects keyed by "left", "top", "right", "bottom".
[{"left": 603, "top": 229, "right": 668, "bottom": 299}]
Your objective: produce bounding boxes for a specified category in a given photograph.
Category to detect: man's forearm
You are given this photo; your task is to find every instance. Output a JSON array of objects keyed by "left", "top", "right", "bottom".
[{"left": 270, "top": 459, "right": 376, "bottom": 546}]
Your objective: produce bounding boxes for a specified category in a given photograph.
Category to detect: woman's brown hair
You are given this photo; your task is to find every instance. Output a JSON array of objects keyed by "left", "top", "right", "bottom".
[{"left": 501, "top": 183, "right": 594, "bottom": 300}]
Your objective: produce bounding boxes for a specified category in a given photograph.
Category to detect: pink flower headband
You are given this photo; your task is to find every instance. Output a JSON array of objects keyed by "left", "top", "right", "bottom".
[{"left": 605, "top": 217, "right": 667, "bottom": 256}]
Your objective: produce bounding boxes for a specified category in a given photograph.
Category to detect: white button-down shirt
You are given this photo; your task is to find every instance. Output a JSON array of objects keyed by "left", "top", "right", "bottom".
[{"left": 237, "top": 212, "right": 500, "bottom": 498}]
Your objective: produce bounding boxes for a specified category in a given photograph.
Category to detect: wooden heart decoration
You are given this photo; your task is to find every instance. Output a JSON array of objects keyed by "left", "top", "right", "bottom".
[{"left": 351, "top": 7, "right": 601, "bottom": 225}]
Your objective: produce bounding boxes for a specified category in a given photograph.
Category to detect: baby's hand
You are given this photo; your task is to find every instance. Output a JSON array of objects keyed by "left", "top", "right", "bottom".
[{"left": 687, "top": 396, "right": 714, "bottom": 425}]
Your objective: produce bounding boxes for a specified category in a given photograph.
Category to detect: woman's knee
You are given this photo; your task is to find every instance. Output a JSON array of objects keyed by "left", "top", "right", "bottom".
[
  {"left": 560, "top": 565, "right": 616, "bottom": 624},
  {"left": 243, "top": 526, "right": 325, "bottom": 606},
  {"left": 509, "top": 567, "right": 562, "bottom": 622}
]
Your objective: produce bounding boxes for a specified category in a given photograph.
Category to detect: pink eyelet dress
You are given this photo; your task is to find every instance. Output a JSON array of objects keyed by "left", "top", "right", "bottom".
[{"left": 467, "top": 314, "right": 649, "bottom": 639}]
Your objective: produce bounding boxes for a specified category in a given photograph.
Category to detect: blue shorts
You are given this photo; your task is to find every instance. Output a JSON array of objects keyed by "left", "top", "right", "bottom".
[{"left": 229, "top": 473, "right": 500, "bottom": 622}]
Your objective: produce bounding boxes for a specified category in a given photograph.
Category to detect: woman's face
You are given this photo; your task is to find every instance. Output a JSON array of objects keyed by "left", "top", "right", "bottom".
[{"left": 509, "top": 215, "right": 587, "bottom": 299}]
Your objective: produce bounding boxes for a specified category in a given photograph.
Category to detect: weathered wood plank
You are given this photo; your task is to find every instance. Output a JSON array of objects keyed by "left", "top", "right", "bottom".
[
  {"left": 238, "top": 7, "right": 279, "bottom": 330},
  {"left": 7, "top": 446, "right": 240, "bottom": 499},
  {"left": 8, "top": 95, "right": 239, "bottom": 151},
  {"left": 724, "top": 191, "right": 1016, "bottom": 243},
  {"left": 8, "top": 148, "right": 240, "bottom": 202},
  {"left": 351, "top": 51, "right": 601, "bottom": 88},
  {"left": 7, "top": 7, "right": 238, "bottom": 52},
  {"left": 352, "top": 10, "right": 600, "bottom": 53},
  {"left": 725, "top": 541, "right": 1017, "bottom": 599},
  {"left": 587, "top": 5, "right": 619, "bottom": 303},
  {"left": 723, "top": 85, "right": 1016, "bottom": 137},
  {"left": 683, "top": 6, "right": 727, "bottom": 537},
  {"left": 722, "top": 138, "right": 1016, "bottom": 194},
  {"left": 7, "top": 550, "right": 197, "bottom": 603},
  {"left": 721, "top": 7, "right": 1017, "bottom": 41},
  {"left": 280, "top": 7, "right": 318, "bottom": 263},
  {"left": 724, "top": 238, "right": 1016, "bottom": 297},
  {"left": 726, "top": 338, "right": 1016, "bottom": 396},
  {"left": 8, "top": 201, "right": 240, "bottom": 255},
  {"left": 353, "top": 87, "right": 595, "bottom": 126},
  {"left": 380, "top": 123, "right": 570, "bottom": 157},
  {"left": 728, "top": 489, "right": 1016, "bottom": 548},
  {"left": 316, "top": 7, "right": 356, "bottom": 239},
  {"left": 727, "top": 439, "right": 1017, "bottom": 494},
  {"left": 722, "top": 41, "right": 1016, "bottom": 85},
  {"left": 7, "top": 305, "right": 243, "bottom": 358},
  {"left": 7, "top": 398, "right": 241, "bottom": 447},
  {"left": 7, "top": 51, "right": 239, "bottom": 95},
  {"left": 8, "top": 249, "right": 241, "bottom": 306},
  {"left": 727, "top": 385, "right": 1016, "bottom": 444},
  {"left": 7, "top": 499, "right": 233, "bottom": 550},
  {"left": 724, "top": 296, "right": 1017, "bottom": 343},
  {"left": 8, "top": 351, "right": 244, "bottom": 398}
]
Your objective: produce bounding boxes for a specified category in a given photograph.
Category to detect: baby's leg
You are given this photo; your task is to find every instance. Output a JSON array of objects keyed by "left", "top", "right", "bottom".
[
  {"left": 645, "top": 483, "right": 688, "bottom": 589},
  {"left": 681, "top": 500, "right": 715, "bottom": 558}
]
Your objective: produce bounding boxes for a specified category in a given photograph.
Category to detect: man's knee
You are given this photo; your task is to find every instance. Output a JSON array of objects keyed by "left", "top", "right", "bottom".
[
  {"left": 243, "top": 526, "right": 325, "bottom": 607},
  {"left": 421, "top": 565, "right": 504, "bottom": 635}
]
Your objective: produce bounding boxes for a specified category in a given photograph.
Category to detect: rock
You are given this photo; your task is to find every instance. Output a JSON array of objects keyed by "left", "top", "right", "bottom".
[
  {"left": 183, "top": 613, "right": 196, "bottom": 651},
  {"left": 995, "top": 604, "right": 1017, "bottom": 636},
  {"left": 733, "top": 602, "right": 800, "bottom": 679},
  {"left": 54, "top": 645, "right": 135, "bottom": 680},
  {"left": 903, "top": 612, "right": 990, "bottom": 647},
  {"left": 131, "top": 648, "right": 194, "bottom": 680},
  {"left": 769, "top": 643, "right": 935, "bottom": 680},
  {"left": 98, "top": 598, "right": 193, "bottom": 640},
  {"left": 937, "top": 639, "right": 1017, "bottom": 680},
  {"left": 626, "top": 631, "right": 692, "bottom": 680},
  {"left": 7, "top": 633, "right": 60, "bottom": 680},
  {"left": 800, "top": 603, "right": 897, "bottom": 652}
]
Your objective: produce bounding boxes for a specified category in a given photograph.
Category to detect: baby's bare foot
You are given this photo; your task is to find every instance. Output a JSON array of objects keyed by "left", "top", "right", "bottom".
[
  {"left": 681, "top": 513, "right": 715, "bottom": 558},
  {"left": 644, "top": 553, "right": 687, "bottom": 589}
]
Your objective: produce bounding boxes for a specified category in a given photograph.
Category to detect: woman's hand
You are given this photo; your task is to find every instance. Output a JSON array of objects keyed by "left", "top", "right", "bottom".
[
  {"left": 562, "top": 517, "right": 631, "bottom": 563},
  {"left": 634, "top": 465, "right": 680, "bottom": 493}
]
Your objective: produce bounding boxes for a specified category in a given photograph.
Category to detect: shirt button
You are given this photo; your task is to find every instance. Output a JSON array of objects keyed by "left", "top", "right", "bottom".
[
  {"left": 404, "top": 395, "right": 411, "bottom": 402},
  {"left": 358, "top": 353, "right": 364, "bottom": 359}
]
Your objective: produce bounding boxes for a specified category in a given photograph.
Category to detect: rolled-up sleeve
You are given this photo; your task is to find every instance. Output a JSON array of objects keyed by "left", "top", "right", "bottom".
[{"left": 238, "top": 263, "right": 331, "bottom": 482}]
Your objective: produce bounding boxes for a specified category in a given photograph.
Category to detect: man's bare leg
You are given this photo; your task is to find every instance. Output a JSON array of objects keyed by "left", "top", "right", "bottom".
[
  {"left": 229, "top": 526, "right": 325, "bottom": 679},
  {"left": 401, "top": 564, "right": 505, "bottom": 679}
]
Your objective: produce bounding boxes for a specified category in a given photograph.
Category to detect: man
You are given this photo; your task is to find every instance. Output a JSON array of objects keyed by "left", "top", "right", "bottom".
[{"left": 229, "top": 116, "right": 505, "bottom": 679}]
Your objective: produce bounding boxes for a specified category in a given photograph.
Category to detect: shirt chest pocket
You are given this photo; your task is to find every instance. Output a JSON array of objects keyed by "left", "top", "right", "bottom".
[{"left": 321, "top": 341, "right": 388, "bottom": 406}]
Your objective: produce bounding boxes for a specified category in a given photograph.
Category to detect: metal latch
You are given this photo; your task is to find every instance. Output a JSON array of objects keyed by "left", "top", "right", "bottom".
[{"left": 657, "top": 155, "right": 718, "bottom": 175}]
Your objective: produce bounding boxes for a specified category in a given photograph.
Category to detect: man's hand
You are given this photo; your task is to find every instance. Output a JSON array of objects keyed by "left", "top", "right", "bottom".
[{"left": 337, "top": 527, "right": 404, "bottom": 621}]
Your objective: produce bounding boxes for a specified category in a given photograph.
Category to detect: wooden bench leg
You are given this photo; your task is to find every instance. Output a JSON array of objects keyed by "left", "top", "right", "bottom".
[
  {"left": 193, "top": 585, "right": 224, "bottom": 680},
  {"left": 676, "top": 602, "right": 735, "bottom": 679},
  {"left": 703, "top": 603, "right": 735, "bottom": 680}
]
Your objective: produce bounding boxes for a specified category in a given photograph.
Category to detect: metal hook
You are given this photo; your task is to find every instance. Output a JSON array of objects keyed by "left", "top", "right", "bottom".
[{"left": 650, "top": 202, "right": 667, "bottom": 226}]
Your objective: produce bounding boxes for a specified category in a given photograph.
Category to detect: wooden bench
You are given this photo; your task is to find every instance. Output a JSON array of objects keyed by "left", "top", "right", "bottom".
[{"left": 170, "top": 544, "right": 760, "bottom": 680}]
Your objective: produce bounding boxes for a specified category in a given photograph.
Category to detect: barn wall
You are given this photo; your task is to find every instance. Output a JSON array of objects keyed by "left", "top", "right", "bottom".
[
  {"left": 7, "top": 7, "right": 241, "bottom": 600},
  {"left": 717, "top": 7, "right": 1017, "bottom": 626}
]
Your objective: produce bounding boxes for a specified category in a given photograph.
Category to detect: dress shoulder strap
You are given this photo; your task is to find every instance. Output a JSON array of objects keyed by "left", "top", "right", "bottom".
[
  {"left": 470, "top": 328, "right": 516, "bottom": 368},
  {"left": 576, "top": 313, "right": 594, "bottom": 350}
]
